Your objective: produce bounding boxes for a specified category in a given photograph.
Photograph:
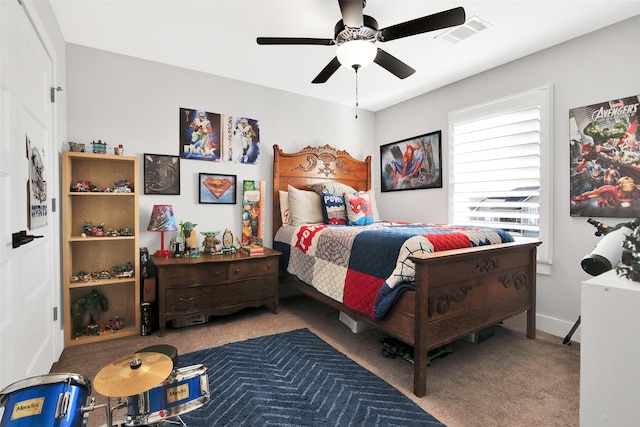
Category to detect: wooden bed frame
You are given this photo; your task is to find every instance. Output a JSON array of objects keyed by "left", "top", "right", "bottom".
[{"left": 273, "top": 144, "right": 540, "bottom": 397}]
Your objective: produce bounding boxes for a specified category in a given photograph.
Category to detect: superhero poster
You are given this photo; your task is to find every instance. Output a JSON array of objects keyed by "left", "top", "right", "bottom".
[
  {"left": 570, "top": 95, "right": 640, "bottom": 217},
  {"left": 380, "top": 130, "right": 442, "bottom": 192}
]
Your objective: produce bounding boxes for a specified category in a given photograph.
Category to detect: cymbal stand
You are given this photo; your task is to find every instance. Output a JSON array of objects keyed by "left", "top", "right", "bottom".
[
  {"left": 81, "top": 396, "right": 108, "bottom": 425},
  {"left": 105, "top": 397, "right": 126, "bottom": 427}
]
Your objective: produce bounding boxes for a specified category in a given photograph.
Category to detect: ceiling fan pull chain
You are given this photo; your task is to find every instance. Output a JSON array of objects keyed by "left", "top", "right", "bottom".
[{"left": 354, "top": 65, "right": 360, "bottom": 119}]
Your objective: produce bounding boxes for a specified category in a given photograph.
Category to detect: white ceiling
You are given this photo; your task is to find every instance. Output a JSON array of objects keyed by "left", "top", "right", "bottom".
[{"left": 49, "top": 0, "right": 640, "bottom": 112}]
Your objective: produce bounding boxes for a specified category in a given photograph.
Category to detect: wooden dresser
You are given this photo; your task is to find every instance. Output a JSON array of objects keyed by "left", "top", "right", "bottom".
[{"left": 151, "top": 248, "right": 281, "bottom": 336}]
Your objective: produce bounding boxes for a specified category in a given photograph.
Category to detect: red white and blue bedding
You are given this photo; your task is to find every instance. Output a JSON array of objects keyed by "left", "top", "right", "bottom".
[{"left": 274, "top": 222, "right": 515, "bottom": 319}]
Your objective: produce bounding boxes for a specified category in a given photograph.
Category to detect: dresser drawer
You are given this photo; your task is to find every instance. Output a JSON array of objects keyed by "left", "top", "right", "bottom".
[
  {"left": 165, "top": 277, "right": 277, "bottom": 314},
  {"left": 166, "top": 287, "right": 216, "bottom": 313},
  {"left": 229, "top": 257, "right": 277, "bottom": 280},
  {"left": 162, "top": 264, "right": 228, "bottom": 286}
]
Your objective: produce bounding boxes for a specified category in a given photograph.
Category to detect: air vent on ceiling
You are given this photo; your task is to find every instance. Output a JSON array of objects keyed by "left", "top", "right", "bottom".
[{"left": 437, "top": 16, "right": 491, "bottom": 44}]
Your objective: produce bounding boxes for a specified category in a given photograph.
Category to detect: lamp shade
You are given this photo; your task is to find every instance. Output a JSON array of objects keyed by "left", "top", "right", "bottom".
[
  {"left": 147, "top": 204, "right": 177, "bottom": 232},
  {"left": 336, "top": 40, "right": 377, "bottom": 69},
  {"left": 148, "top": 204, "right": 177, "bottom": 257}
]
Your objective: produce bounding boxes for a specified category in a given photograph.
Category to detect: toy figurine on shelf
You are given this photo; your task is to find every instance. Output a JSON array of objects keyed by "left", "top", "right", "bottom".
[
  {"left": 92, "top": 140, "right": 107, "bottom": 154},
  {"left": 201, "top": 231, "right": 220, "bottom": 254},
  {"left": 112, "top": 262, "right": 134, "bottom": 278},
  {"left": 170, "top": 235, "right": 184, "bottom": 257},
  {"left": 180, "top": 221, "right": 198, "bottom": 252},
  {"left": 87, "top": 223, "right": 105, "bottom": 237},
  {"left": 106, "top": 316, "right": 124, "bottom": 332},
  {"left": 71, "top": 180, "right": 96, "bottom": 192},
  {"left": 68, "top": 141, "right": 86, "bottom": 152},
  {"left": 72, "top": 289, "right": 108, "bottom": 328},
  {"left": 118, "top": 227, "right": 133, "bottom": 236},
  {"left": 113, "top": 179, "right": 132, "bottom": 193},
  {"left": 221, "top": 228, "right": 236, "bottom": 254}
]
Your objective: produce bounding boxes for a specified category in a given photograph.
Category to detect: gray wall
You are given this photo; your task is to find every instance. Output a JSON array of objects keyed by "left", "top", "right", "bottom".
[
  {"left": 374, "top": 14, "right": 640, "bottom": 339},
  {"left": 66, "top": 45, "right": 375, "bottom": 251}
]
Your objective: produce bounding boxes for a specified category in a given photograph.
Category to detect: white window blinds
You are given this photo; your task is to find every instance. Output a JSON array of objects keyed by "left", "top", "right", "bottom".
[{"left": 450, "top": 86, "right": 552, "bottom": 265}]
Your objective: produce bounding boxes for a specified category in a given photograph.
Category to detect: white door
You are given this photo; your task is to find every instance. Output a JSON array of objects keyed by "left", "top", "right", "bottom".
[{"left": 0, "top": 0, "right": 60, "bottom": 389}]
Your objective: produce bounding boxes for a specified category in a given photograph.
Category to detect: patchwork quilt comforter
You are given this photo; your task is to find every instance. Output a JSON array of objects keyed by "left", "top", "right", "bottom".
[{"left": 274, "top": 222, "right": 514, "bottom": 319}]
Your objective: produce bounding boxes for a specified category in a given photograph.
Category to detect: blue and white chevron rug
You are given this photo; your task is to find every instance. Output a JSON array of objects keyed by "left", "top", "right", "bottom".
[{"left": 176, "top": 328, "right": 445, "bottom": 426}]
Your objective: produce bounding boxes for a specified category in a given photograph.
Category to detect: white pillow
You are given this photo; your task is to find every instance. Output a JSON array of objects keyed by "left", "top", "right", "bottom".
[
  {"left": 279, "top": 190, "right": 290, "bottom": 226},
  {"left": 288, "top": 185, "right": 324, "bottom": 225}
]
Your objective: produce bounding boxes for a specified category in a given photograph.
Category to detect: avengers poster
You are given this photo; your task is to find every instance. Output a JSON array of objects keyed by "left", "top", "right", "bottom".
[{"left": 570, "top": 95, "right": 640, "bottom": 217}]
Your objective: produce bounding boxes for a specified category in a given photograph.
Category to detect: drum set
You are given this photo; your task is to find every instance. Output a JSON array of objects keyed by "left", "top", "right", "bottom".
[{"left": 0, "top": 345, "right": 209, "bottom": 427}]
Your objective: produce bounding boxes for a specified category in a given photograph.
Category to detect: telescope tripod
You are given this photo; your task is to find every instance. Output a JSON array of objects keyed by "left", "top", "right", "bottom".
[{"left": 563, "top": 316, "right": 581, "bottom": 345}]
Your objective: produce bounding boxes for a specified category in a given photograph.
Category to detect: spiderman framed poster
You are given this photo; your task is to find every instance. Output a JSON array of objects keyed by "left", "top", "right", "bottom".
[{"left": 380, "top": 130, "right": 442, "bottom": 192}]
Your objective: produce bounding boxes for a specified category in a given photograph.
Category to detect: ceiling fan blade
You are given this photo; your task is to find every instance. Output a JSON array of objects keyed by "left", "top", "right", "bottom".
[
  {"left": 374, "top": 48, "right": 415, "bottom": 79},
  {"left": 338, "top": 0, "right": 363, "bottom": 27},
  {"left": 312, "top": 57, "right": 342, "bottom": 84},
  {"left": 379, "top": 6, "right": 466, "bottom": 42},
  {"left": 257, "top": 37, "right": 335, "bottom": 46}
]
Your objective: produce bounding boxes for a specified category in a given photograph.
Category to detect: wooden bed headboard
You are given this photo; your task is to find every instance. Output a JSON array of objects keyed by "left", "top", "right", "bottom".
[{"left": 273, "top": 144, "right": 372, "bottom": 237}]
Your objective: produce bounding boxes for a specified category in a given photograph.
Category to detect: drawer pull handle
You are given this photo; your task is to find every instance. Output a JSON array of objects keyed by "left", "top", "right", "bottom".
[
  {"left": 235, "top": 268, "right": 240, "bottom": 273},
  {"left": 179, "top": 297, "right": 195, "bottom": 302}
]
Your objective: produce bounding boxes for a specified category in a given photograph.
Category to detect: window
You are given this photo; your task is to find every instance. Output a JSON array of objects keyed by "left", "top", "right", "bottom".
[{"left": 449, "top": 86, "right": 552, "bottom": 267}]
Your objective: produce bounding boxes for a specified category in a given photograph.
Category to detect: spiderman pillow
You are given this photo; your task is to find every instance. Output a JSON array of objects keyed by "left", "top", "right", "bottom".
[{"left": 343, "top": 192, "right": 374, "bottom": 226}]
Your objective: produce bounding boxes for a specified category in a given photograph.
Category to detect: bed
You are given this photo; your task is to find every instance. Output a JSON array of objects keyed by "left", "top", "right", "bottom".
[{"left": 272, "top": 144, "right": 540, "bottom": 397}]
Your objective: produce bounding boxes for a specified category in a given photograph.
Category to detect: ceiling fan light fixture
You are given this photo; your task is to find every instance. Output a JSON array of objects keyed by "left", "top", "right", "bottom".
[{"left": 336, "top": 40, "right": 377, "bottom": 69}]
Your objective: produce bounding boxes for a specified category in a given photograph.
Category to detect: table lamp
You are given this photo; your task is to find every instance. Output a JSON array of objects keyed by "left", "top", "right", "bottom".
[{"left": 147, "top": 204, "right": 177, "bottom": 257}]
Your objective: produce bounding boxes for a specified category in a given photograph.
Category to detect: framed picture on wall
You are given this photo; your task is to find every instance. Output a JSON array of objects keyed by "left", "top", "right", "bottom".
[
  {"left": 380, "top": 130, "right": 442, "bottom": 192},
  {"left": 570, "top": 95, "right": 640, "bottom": 218},
  {"left": 143, "top": 153, "right": 180, "bottom": 195},
  {"left": 199, "top": 173, "right": 237, "bottom": 204}
]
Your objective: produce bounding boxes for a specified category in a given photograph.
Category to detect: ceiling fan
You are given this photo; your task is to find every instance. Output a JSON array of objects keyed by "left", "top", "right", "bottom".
[{"left": 256, "top": 0, "right": 466, "bottom": 84}]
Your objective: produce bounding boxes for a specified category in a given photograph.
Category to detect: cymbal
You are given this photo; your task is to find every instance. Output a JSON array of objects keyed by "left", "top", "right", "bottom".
[{"left": 93, "top": 352, "right": 173, "bottom": 397}]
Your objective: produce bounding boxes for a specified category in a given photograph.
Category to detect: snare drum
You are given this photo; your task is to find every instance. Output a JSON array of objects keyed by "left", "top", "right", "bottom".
[
  {"left": 125, "top": 364, "right": 209, "bottom": 426},
  {"left": 0, "top": 373, "right": 91, "bottom": 427}
]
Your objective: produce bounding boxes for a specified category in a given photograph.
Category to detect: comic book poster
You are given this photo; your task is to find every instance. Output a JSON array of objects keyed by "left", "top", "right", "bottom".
[
  {"left": 241, "top": 180, "right": 265, "bottom": 246},
  {"left": 179, "top": 108, "right": 222, "bottom": 161},
  {"left": 570, "top": 95, "right": 640, "bottom": 217},
  {"left": 223, "top": 116, "right": 260, "bottom": 164}
]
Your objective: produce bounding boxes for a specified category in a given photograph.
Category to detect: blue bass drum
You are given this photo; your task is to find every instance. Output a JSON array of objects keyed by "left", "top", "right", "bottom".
[
  {"left": 0, "top": 373, "right": 91, "bottom": 427},
  {"left": 125, "top": 364, "right": 209, "bottom": 426}
]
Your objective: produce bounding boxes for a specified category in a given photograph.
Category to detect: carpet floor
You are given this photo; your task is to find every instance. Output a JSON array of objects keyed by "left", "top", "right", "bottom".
[
  {"left": 49, "top": 294, "right": 580, "bottom": 426},
  {"left": 177, "top": 328, "right": 444, "bottom": 426}
]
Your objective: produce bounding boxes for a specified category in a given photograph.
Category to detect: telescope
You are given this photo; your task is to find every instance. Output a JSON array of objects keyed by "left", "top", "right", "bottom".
[{"left": 580, "top": 218, "right": 640, "bottom": 276}]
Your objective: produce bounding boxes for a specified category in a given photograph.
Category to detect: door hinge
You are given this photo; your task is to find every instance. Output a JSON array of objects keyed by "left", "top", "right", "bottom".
[
  {"left": 53, "top": 306, "right": 58, "bottom": 321},
  {"left": 50, "top": 86, "right": 63, "bottom": 103}
]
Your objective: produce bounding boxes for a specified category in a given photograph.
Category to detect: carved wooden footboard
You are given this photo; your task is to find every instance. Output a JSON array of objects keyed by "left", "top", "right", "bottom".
[{"left": 408, "top": 240, "right": 539, "bottom": 396}]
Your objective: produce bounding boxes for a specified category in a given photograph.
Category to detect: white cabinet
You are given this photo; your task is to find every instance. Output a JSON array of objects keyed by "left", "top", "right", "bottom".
[{"left": 580, "top": 269, "right": 640, "bottom": 426}]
